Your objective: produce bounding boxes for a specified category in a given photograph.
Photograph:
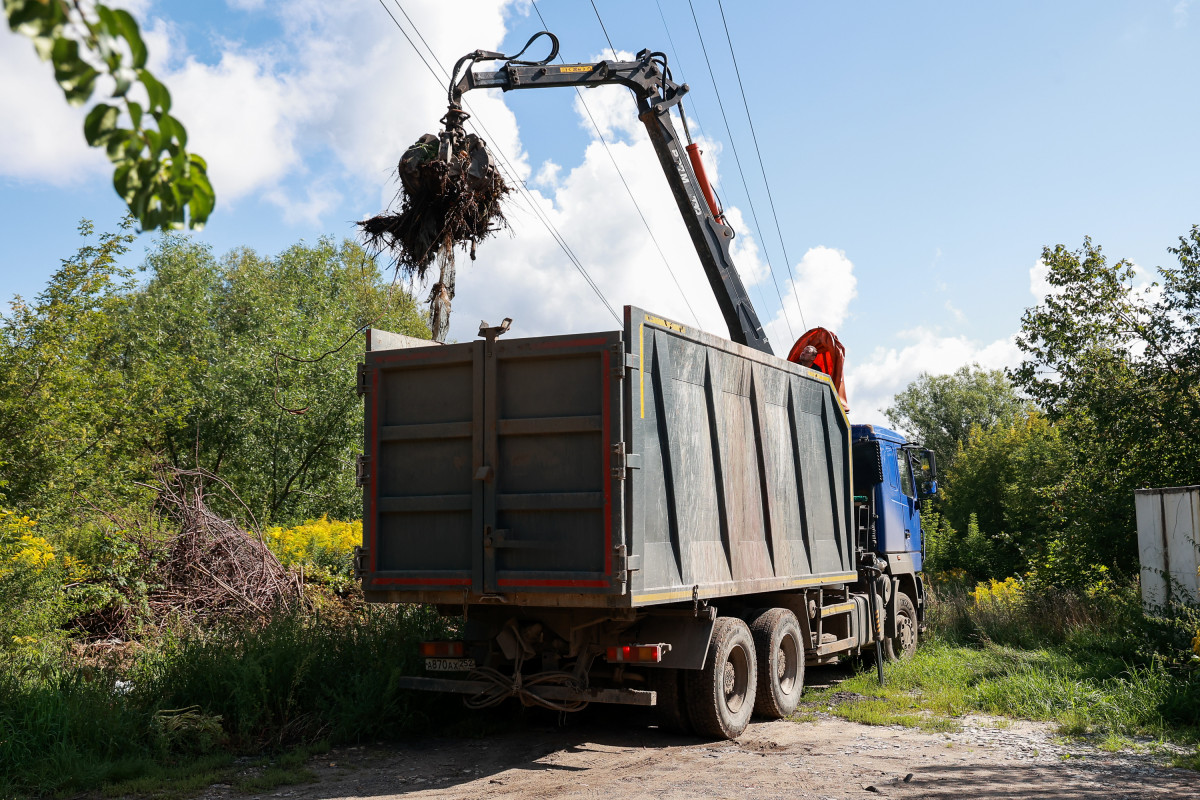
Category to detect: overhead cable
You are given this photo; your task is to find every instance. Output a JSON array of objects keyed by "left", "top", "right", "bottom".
[
  {"left": 651, "top": 0, "right": 775, "bottom": 327},
  {"left": 535, "top": 0, "right": 702, "bottom": 327},
  {"left": 715, "top": 0, "right": 808, "bottom": 331},
  {"left": 683, "top": 0, "right": 795, "bottom": 341},
  {"left": 374, "top": 0, "right": 620, "bottom": 323}
]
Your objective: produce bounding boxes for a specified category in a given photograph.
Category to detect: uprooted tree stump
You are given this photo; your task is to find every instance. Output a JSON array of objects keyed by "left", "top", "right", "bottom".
[{"left": 358, "top": 131, "right": 510, "bottom": 342}]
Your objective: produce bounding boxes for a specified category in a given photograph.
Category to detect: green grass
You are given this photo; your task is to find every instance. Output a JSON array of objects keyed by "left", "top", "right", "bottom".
[
  {"left": 0, "top": 606, "right": 458, "bottom": 798},
  {"left": 825, "top": 694, "right": 962, "bottom": 733},
  {"left": 806, "top": 636, "right": 1200, "bottom": 748},
  {"left": 803, "top": 580, "right": 1200, "bottom": 755}
]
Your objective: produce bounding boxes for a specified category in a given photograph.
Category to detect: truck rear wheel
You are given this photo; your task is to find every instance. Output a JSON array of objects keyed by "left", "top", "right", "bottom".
[
  {"left": 685, "top": 617, "right": 757, "bottom": 739},
  {"left": 882, "top": 593, "right": 918, "bottom": 661},
  {"left": 748, "top": 608, "right": 804, "bottom": 718}
]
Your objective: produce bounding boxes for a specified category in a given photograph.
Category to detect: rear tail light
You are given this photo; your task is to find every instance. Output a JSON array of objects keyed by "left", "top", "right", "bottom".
[
  {"left": 605, "top": 643, "right": 668, "bottom": 663},
  {"left": 419, "top": 641, "right": 465, "bottom": 658}
]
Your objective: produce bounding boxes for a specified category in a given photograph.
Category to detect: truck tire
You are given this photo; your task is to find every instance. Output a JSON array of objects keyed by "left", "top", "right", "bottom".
[
  {"left": 748, "top": 608, "right": 804, "bottom": 718},
  {"left": 685, "top": 616, "right": 757, "bottom": 739},
  {"left": 882, "top": 593, "right": 918, "bottom": 661},
  {"left": 650, "top": 668, "right": 692, "bottom": 734}
]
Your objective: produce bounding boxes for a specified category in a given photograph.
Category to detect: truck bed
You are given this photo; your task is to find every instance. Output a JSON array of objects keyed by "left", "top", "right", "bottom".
[{"left": 360, "top": 306, "right": 855, "bottom": 608}]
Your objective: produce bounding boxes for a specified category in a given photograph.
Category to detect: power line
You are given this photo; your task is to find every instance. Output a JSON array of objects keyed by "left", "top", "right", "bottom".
[
  {"left": 652, "top": 0, "right": 708, "bottom": 145},
  {"left": 531, "top": 0, "right": 701, "bottom": 328},
  {"left": 715, "top": 0, "right": 807, "bottom": 331},
  {"left": 651, "top": 0, "right": 775, "bottom": 331},
  {"left": 373, "top": 0, "right": 620, "bottom": 323},
  {"left": 588, "top": 0, "right": 618, "bottom": 57},
  {"left": 682, "top": 0, "right": 795, "bottom": 341}
]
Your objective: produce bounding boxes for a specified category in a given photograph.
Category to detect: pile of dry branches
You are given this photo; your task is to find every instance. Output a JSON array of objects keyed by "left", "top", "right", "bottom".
[
  {"left": 151, "top": 469, "right": 301, "bottom": 621},
  {"left": 71, "top": 469, "right": 302, "bottom": 641}
]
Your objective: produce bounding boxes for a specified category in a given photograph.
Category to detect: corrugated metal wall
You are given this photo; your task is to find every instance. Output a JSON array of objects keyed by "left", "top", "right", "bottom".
[
  {"left": 1136, "top": 486, "right": 1200, "bottom": 609},
  {"left": 626, "top": 307, "right": 856, "bottom": 605}
]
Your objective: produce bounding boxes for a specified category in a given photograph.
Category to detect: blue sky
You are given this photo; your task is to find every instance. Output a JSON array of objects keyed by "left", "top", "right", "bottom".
[{"left": 2, "top": 0, "right": 1198, "bottom": 422}]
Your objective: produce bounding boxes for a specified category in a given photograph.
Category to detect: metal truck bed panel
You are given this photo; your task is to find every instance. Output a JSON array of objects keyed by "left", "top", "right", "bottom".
[
  {"left": 627, "top": 308, "right": 855, "bottom": 603},
  {"left": 360, "top": 307, "right": 855, "bottom": 607}
]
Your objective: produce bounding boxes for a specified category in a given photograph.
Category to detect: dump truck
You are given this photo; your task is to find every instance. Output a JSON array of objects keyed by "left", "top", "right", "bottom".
[{"left": 355, "top": 33, "right": 938, "bottom": 739}]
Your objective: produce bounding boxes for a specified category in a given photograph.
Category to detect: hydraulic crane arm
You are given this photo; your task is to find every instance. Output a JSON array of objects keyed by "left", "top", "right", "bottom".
[{"left": 443, "top": 32, "right": 773, "bottom": 355}]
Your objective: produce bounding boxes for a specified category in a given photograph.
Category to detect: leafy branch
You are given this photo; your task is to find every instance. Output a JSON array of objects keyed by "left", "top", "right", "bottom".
[{"left": 5, "top": 0, "right": 215, "bottom": 230}]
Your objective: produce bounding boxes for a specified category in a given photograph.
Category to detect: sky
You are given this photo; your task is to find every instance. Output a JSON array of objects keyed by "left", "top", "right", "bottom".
[{"left": 1, "top": 0, "right": 1198, "bottom": 425}]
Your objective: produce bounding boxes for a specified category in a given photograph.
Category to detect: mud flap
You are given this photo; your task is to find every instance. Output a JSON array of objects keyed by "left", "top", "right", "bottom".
[{"left": 630, "top": 612, "right": 716, "bottom": 670}]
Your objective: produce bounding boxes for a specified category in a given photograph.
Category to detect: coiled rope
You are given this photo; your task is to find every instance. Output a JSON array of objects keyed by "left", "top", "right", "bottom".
[{"left": 463, "top": 655, "right": 588, "bottom": 713}]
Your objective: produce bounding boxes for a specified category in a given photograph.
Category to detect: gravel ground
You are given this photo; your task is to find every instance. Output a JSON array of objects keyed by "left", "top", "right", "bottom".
[{"left": 195, "top": 707, "right": 1198, "bottom": 800}]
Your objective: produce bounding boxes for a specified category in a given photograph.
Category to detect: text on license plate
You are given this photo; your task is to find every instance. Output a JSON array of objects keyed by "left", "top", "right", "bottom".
[{"left": 426, "top": 657, "right": 475, "bottom": 672}]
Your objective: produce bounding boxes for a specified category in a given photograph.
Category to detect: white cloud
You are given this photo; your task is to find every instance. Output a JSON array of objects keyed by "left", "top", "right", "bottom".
[
  {"left": 1174, "top": 0, "right": 1193, "bottom": 28},
  {"left": 532, "top": 159, "right": 561, "bottom": 189},
  {"left": 0, "top": 31, "right": 109, "bottom": 185},
  {"left": 264, "top": 181, "right": 342, "bottom": 227},
  {"left": 443, "top": 67, "right": 780, "bottom": 345},
  {"left": 944, "top": 299, "right": 965, "bottom": 323},
  {"left": 847, "top": 329, "right": 1023, "bottom": 427},
  {"left": 761, "top": 246, "right": 858, "bottom": 348},
  {"left": 1028, "top": 257, "right": 1057, "bottom": 302},
  {"left": 166, "top": 51, "right": 307, "bottom": 201},
  {"left": 572, "top": 78, "right": 641, "bottom": 143},
  {"left": 448, "top": 131, "right": 734, "bottom": 341},
  {"left": 0, "top": 0, "right": 530, "bottom": 224}
]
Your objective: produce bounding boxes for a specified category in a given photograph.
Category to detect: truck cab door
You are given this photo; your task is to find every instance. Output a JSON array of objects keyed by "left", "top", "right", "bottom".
[{"left": 883, "top": 445, "right": 919, "bottom": 553}]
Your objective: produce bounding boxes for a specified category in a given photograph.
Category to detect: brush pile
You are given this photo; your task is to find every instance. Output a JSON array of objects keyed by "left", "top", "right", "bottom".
[
  {"left": 358, "top": 130, "right": 510, "bottom": 342},
  {"left": 152, "top": 470, "right": 302, "bottom": 621}
]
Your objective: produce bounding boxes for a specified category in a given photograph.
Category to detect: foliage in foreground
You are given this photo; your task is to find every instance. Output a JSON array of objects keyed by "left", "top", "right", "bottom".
[
  {"left": 0, "top": 605, "right": 455, "bottom": 797},
  {"left": 5, "top": 0, "right": 214, "bottom": 230}
]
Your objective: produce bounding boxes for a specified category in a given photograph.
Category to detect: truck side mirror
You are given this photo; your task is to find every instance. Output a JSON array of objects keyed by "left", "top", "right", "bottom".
[{"left": 916, "top": 449, "right": 938, "bottom": 497}]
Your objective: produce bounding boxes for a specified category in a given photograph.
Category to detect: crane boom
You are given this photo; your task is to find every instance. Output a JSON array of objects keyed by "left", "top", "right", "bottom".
[{"left": 444, "top": 33, "right": 773, "bottom": 355}]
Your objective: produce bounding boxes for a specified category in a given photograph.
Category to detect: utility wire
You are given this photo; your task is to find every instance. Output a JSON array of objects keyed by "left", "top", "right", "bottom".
[
  {"left": 652, "top": 1, "right": 709, "bottom": 145},
  {"left": 588, "top": 0, "right": 618, "bottom": 57},
  {"left": 374, "top": 0, "right": 620, "bottom": 323},
  {"left": 715, "top": 0, "right": 807, "bottom": 331},
  {"left": 532, "top": 0, "right": 702, "bottom": 328},
  {"left": 651, "top": 0, "right": 775, "bottom": 328},
  {"left": 384, "top": 0, "right": 605, "bottom": 305},
  {"left": 683, "top": 0, "right": 795, "bottom": 341}
]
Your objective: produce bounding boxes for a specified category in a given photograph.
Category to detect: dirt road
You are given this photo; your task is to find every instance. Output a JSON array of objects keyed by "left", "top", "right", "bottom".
[{"left": 211, "top": 708, "right": 1198, "bottom": 800}]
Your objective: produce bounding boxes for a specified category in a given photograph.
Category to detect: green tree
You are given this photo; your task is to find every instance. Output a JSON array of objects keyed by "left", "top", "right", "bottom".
[
  {"left": 5, "top": 0, "right": 214, "bottom": 230},
  {"left": 0, "top": 222, "right": 429, "bottom": 525},
  {"left": 884, "top": 365, "right": 1028, "bottom": 472},
  {"left": 938, "top": 413, "right": 1069, "bottom": 579},
  {"left": 1013, "top": 228, "right": 1200, "bottom": 575},
  {"left": 125, "top": 234, "right": 429, "bottom": 523},
  {"left": 0, "top": 219, "right": 180, "bottom": 514}
]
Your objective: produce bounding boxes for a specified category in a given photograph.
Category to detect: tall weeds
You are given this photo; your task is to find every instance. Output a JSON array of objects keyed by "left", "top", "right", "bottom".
[{"left": 0, "top": 605, "right": 455, "bottom": 797}]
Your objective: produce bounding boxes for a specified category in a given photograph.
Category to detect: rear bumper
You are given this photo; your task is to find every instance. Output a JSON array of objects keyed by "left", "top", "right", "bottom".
[{"left": 392, "top": 675, "right": 656, "bottom": 707}]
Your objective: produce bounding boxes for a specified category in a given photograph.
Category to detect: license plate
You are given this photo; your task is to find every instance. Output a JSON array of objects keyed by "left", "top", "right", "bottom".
[{"left": 425, "top": 657, "right": 475, "bottom": 672}]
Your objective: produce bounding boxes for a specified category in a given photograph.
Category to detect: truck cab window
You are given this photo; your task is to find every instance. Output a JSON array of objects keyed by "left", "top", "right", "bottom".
[{"left": 897, "top": 450, "right": 913, "bottom": 498}]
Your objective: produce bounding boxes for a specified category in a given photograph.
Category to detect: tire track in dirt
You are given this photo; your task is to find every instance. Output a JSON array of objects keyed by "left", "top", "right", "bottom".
[{"left": 201, "top": 715, "right": 1199, "bottom": 800}]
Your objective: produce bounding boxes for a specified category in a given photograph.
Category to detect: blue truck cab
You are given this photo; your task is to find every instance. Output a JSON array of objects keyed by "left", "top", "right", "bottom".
[{"left": 851, "top": 424, "right": 938, "bottom": 652}]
